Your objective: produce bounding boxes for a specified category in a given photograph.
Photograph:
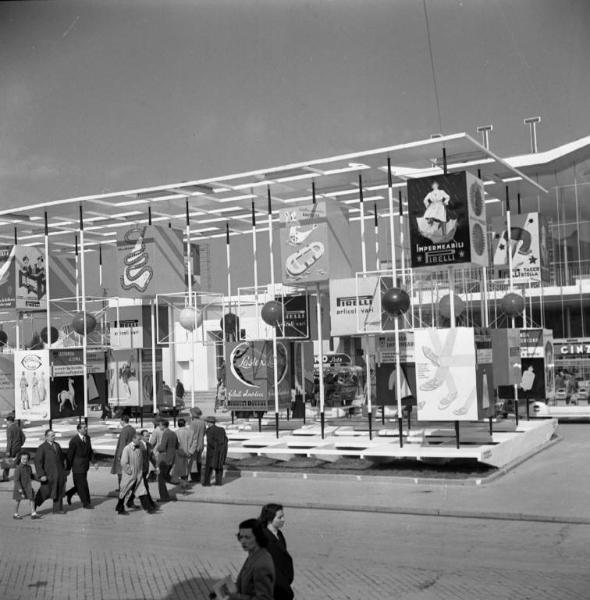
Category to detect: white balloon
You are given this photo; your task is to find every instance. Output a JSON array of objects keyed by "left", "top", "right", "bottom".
[{"left": 179, "top": 306, "right": 202, "bottom": 331}]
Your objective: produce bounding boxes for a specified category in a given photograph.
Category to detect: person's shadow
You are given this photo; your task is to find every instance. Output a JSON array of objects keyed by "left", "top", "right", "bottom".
[{"left": 125, "top": 577, "right": 217, "bottom": 600}]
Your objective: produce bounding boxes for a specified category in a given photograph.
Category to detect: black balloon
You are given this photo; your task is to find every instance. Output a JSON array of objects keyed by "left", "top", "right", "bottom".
[
  {"left": 501, "top": 292, "right": 525, "bottom": 317},
  {"left": 439, "top": 294, "right": 466, "bottom": 319},
  {"left": 261, "top": 301, "right": 283, "bottom": 327},
  {"left": 382, "top": 288, "right": 411, "bottom": 316},
  {"left": 72, "top": 312, "right": 97, "bottom": 335},
  {"left": 40, "top": 326, "right": 59, "bottom": 344}
]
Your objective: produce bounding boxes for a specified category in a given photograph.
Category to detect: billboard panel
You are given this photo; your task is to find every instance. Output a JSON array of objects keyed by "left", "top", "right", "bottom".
[{"left": 14, "top": 350, "right": 50, "bottom": 420}]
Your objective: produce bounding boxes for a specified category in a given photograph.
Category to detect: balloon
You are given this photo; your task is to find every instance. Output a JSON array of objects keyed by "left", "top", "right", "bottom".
[
  {"left": 0, "top": 329, "right": 8, "bottom": 347},
  {"left": 179, "top": 306, "right": 203, "bottom": 331},
  {"left": 261, "top": 301, "right": 283, "bottom": 327},
  {"left": 40, "top": 326, "right": 59, "bottom": 344},
  {"left": 501, "top": 292, "right": 525, "bottom": 317},
  {"left": 72, "top": 312, "right": 97, "bottom": 335},
  {"left": 439, "top": 294, "right": 466, "bottom": 319},
  {"left": 381, "top": 288, "right": 410, "bottom": 316}
]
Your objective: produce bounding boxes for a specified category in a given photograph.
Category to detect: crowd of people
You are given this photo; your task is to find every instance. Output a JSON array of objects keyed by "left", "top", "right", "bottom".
[{"left": 3, "top": 406, "right": 229, "bottom": 519}]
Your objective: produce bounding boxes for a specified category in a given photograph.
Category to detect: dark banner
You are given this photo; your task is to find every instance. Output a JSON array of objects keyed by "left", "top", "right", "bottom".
[
  {"left": 278, "top": 294, "right": 309, "bottom": 339},
  {"left": 408, "top": 173, "right": 471, "bottom": 268}
]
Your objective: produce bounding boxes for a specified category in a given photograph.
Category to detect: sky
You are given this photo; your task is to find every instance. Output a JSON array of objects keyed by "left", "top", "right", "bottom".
[{"left": 1, "top": 0, "right": 589, "bottom": 209}]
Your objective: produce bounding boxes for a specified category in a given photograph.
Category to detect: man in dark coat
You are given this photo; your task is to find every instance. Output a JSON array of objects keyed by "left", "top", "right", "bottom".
[
  {"left": 175, "top": 379, "right": 185, "bottom": 402},
  {"left": 3, "top": 415, "right": 26, "bottom": 481},
  {"left": 156, "top": 419, "right": 178, "bottom": 502},
  {"left": 34, "top": 429, "right": 69, "bottom": 514},
  {"left": 65, "top": 423, "right": 95, "bottom": 509},
  {"left": 111, "top": 415, "right": 136, "bottom": 491},
  {"left": 203, "top": 416, "right": 228, "bottom": 487}
]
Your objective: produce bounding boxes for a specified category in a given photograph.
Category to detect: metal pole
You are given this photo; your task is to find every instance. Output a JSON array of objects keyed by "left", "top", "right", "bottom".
[
  {"left": 44, "top": 212, "right": 51, "bottom": 428},
  {"left": 268, "top": 187, "right": 280, "bottom": 438},
  {"left": 506, "top": 187, "right": 519, "bottom": 425},
  {"left": 374, "top": 203, "right": 380, "bottom": 271},
  {"left": 186, "top": 199, "right": 196, "bottom": 410},
  {"left": 300, "top": 342, "right": 306, "bottom": 424},
  {"left": 79, "top": 206, "right": 89, "bottom": 421},
  {"left": 151, "top": 303, "right": 157, "bottom": 416},
  {"left": 252, "top": 199, "right": 259, "bottom": 338},
  {"left": 316, "top": 283, "right": 325, "bottom": 439}
]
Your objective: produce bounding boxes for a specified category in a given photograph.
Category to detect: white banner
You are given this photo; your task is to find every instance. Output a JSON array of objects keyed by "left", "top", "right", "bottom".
[
  {"left": 14, "top": 350, "right": 51, "bottom": 420},
  {"left": 329, "top": 276, "right": 381, "bottom": 336}
]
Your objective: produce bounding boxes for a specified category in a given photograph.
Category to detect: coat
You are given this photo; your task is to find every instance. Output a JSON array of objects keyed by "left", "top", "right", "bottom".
[
  {"left": 34, "top": 441, "right": 68, "bottom": 503},
  {"left": 234, "top": 547, "right": 275, "bottom": 600},
  {"left": 172, "top": 426, "right": 197, "bottom": 478},
  {"left": 6, "top": 422, "right": 26, "bottom": 457},
  {"left": 13, "top": 463, "right": 35, "bottom": 501},
  {"left": 140, "top": 440, "right": 157, "bottom": 476},
  {"left": 205, "top": 424, "right": 228, "bottom": 469},
  {"left": 157, "top": 428, "right": 178, "bottom": 466},
  {"left": 263, "top": 530, "right": 294, "bottom": 600},
  {"left": 67, "top": 434, "right": 94, "bottom": 474},
  {"left": 119, "top": 442, "right": 146, "bottom": 499},
  {"left": 111, "top": 424, "right": 136, "bottom": 474}
]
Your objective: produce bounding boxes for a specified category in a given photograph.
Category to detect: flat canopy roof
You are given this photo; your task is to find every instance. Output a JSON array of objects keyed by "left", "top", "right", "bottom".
[{"left": 0, "top": 132, "right": 547, "bottom": 250}]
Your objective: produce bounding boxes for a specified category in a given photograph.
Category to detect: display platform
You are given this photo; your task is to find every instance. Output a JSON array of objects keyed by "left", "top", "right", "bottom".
[
  {"left": 1, "top": 416, "right": 557, "bottom": 469},
  {"left": 531, "top": 401, "right": 590, "bottom": 420}
]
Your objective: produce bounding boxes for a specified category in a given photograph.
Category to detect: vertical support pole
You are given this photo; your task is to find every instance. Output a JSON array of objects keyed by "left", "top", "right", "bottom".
[
  {"left": 75, "top": 235, "right": 80, "bottom": 311},
  {"left": 374, "top": 203, "right": 380, "bottom": 271},
  {"left": 316, "top": 283, "right": 325, "bottom": 439},
  {"left": 268, "top": 187, "right": 280, "bottom": 439},
  {"left": 99, "top": 244, "right": 103, "bottom": 288},
  {"left": 442, "top": 147, "right": 448, "bottom": 175},
  {"left": 506, "top": 186, "right": 519, "bottom": 425},
  {"left": 447, "top": 266, "right": 460, "bottom": 448},
  {"left": 170, "top": 304, "right": 177, "bottom": 428},
  {"left": 359, "top": 174, "right": 371, "bottom": 438},
  {"left": 359, "top": 174, "right": 367, "bottom": 273},
  {"left": 399, "top": 190, "right": 406, "bottom": 277},
  {"left": 186, "top": 199, "right": 196, "bottom": 410},
  {"left": 251, "top": 199, "right": 259, "bottom": 338},
  {"left": 300, "top": 342, "right": 306, "bottom": 424},
  {"left": 455, "top": 420, "right": 460, "bottom": 449},
  {"left": 44, "top": 212, "right": 51, "bottom": 427},
  {"left": 79, "top": 206, "right": 89, "bottom": 421},
  {"left": 151, "top": 303, "right": 157, "bottom": 416}
]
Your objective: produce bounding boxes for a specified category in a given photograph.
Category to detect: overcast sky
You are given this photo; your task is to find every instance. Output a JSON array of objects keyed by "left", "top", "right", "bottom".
[{"left": 1, "top": 0, "right": 589, "bottom": 209}]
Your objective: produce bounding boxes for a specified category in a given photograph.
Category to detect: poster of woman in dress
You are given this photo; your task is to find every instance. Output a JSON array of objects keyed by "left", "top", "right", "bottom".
[
  {"left": 416, "top": 180, "right": 458, "bottom": 244},
  {"left": 14, "top": 350, "right": 51, "bottom": 420}
]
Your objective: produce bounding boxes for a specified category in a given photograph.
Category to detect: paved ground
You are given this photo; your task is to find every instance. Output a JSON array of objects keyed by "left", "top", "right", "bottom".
[{"left": 1, "top": 423, "right": 589, "bottom": 599}]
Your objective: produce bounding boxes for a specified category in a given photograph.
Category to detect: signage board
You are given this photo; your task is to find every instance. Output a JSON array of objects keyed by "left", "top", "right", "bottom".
[
  {"left": 14, "top": 350, "right": 51, "bottom": 420},
  {"left": 329, "top": 276, "right": 381, "bottom": 336}
]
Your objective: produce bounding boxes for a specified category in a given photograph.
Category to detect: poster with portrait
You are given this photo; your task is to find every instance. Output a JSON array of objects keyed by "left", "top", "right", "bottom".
[
  {"left": 15, "top": 245, "right": 47, "bottom": 310},
  {"left": 491, "top": 212, "right": 551, "bottom": 282},
  {"left": 407, "top": 172, "right": 487, "bottom": 269},
  {"left": 14, "top": 350, "right": 51, "bottom": 420},
  {"left": 225, "top": 340, "right": 291, "bottom": 412},
  {"left": 415, "top": 328, "right": 479, "bottom": 421}
]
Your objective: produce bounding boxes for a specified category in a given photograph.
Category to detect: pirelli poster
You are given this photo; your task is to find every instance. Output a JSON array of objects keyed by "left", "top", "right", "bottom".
[{"left": 407, "top": 172, "right": 488, "bottom": 269}]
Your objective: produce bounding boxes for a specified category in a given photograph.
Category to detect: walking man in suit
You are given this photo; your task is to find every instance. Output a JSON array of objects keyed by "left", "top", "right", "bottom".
[
  {"left": 34, "top": 429, "right": 69, "bottom": 514},
  {"left": 203, "top": 416, "right": 228, "bottom": 487},
  {"left": 156, "top": 419, "right": 178, "bottom": 502},
  {"left": 111, "top": 415, "right": 136, "bottom": 491},
  {"left": 3, "top": 415, "right": 25, "bottom": 481},
  {"left": 66, "top": 423, "right": 95, "bottom": 509}
]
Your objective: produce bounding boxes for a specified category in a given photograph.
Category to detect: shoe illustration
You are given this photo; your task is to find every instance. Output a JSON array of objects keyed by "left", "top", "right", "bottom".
[
  {"left": 453, "top": 388, "right": 476, "bottom": 415},
  {"left": 439, "top": 391, "right": 458, "bottom": 409},
  {"left": 422, "top": 346, "right": 440, "bottom": 367},
  {"left": 285, "top": 242, "right": 325, "bottom": 277},
  {"left": 420, "top": 377, "right": 443, "bottom": 391}
]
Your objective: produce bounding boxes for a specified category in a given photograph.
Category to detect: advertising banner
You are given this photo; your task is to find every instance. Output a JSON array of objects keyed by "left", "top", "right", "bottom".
[
  {"left": 0, "top": 246, "right": 16, "bottom": 309},
  {"left": 491, "top": 212, "right": 551, "bottom": 282},
  {"left": 225, "top": 340, "right": 291, "bottom": 412},
  {"left": 407, "top": 172, "right": 488, "bottom": 269},
  {"left": 107, "top": 349, "right": 141, "bottom": 407},
  {"left": 376, "top": 332, "right": 414, "bottom": 363},
  {"left": 16, "top": 245, "right": 47, "bottom": 310},
  {"left": 278, "top": 294, "right": 309, "bottom": 339},
  {"left": 114, "top": 225, "right": 184, "bottom": 298},
  {"left": 375, "top": 362, "right": 416, "bottom": 407},
  {"left": 49, "top": 349, "right": 105, "bottom": 419},
  {"left": 490, "top": 328, "right": 522, "bottom": 386},
  {"left": 14, "top": 350, "right": 50, "bottom": 420},
  {"left": 0, "top": 354, "right": 15, "bottom": 416},
  {"left": 279, "top": 200, "right": 352, "bottom": 286},
  {"left": 415, "top": 328, "right": 479, "bottom": 421},
  {"left": 329, "top": 276, "right": 381, "bottom": 336}
]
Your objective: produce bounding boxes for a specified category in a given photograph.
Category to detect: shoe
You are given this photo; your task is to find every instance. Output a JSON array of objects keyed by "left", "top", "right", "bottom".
[
  {"left": 126, "top": 503, "right": 140, "bottom": 510},
  {"left": 83, "top": 505, "right": 94, "bottom": 510},
  {"left": 31, "top": 514, "right": 41, "bottom": 520},
  {"left": 116, "top": 509, "right": 129, "bottom": 515},
  {"left": 66, "top": 492, "right": 73, "bottom": 505},
  {"left": 53, "top": 510, "right": 66, "bottom": 515},
  {"left": 13, "top": 514, "right": 22, "bottom": 520}
]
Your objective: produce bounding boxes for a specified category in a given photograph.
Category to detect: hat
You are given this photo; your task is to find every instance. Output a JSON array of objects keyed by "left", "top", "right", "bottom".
[
  {"left": 190, "top": 407, "right": 202, "bottom": 418},
  {"left": 205, "top": 415, "right": 216, "bottom": 423}
]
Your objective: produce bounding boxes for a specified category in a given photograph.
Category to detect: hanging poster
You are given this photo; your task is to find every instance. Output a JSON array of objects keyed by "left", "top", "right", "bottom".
[
  {"left": 407, "top": 172, "right": 488, "bottom": 268},
  {"left": 329, "top": 276, "right": 381, "bottom": 336},
  {"left": 279, "top": 200, "right": 353, "bottom": 286},
  {"left": 225, "top": 340, "right": 291, "bottom": 412},
  {"left": 113, "top": 225, "right": 184, "bottom": 298},
  {"left": 375, "top": 363, "right": 417, "bottom": 407},
  {"left": 278, "top": 294, "right": 309, "bottom": 339},
  {"left": 49, "top": 350, "right": 105, "bottom": 419},
  {"left": 107, "top": 349, "right": 141, "bottom": 407},
  {"left": 0, "top": 246, "right": 16, "bottom": 309},
  {"left": 376, "top": 332, "right": 414, "bottom": 364},
  {"left": 14, "top": 350, "right": 50, "bottom": 420},
  {"left": 15, "top": 246, "right": 47, "bottom": 310},
  {"left": 0, "top": 354, "right": 15, "bottom": 415},
  {"left": 491, "top": 212, "right": 551, "bottom": 282},
  {"left": 415, "top": 328, "right": 479, "bottom": 421}
]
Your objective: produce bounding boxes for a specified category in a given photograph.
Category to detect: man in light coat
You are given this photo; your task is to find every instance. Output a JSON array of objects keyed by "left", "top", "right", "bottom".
[
  {"left": 172, "top": 418, "right": 197, "bottom": 481},
  {"left": 111, "top": 415, "right": 136, "bottom": 491},
  {"left": 116, "top": 432, "right": 148, "bottom": 515}
]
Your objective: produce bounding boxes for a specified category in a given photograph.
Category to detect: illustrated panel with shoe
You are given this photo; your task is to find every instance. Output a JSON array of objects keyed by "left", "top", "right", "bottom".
[{"left": 415, "top": 327, "right": 479, "bottom": 421}]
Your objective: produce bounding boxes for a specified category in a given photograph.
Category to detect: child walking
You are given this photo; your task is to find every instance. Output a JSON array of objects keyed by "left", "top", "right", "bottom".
[{"left": 13, "top": 452, "right": 40, "bottom": 520}]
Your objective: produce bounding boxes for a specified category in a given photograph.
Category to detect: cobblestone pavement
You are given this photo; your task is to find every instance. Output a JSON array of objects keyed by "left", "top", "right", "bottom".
[{"left": 1, "top": 494, "right": 589, "bottom": 600}]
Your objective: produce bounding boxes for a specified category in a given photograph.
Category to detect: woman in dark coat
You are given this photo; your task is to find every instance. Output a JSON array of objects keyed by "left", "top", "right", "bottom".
[
  {"left": 34, "top": 429, "right": 69, "bottom": 514},
  {"left": 259, "top": 504, "right": 294, "bottom": 600}
]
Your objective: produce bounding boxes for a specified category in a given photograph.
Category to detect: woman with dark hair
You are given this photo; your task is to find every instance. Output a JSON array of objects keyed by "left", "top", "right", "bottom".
[
  {"left": 259, "top": 504, "right": 294, "bottom": 600},
  {"left": 218, "top": 518, "right": 275, "bottom": 600}
]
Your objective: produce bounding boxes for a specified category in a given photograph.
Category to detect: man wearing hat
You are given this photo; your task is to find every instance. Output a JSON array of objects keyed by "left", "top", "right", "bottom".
[
  {"left": 188, "top": 407, "right": 206, "bottom": 483},
  {"left": 202, "top": 416, "right": 228, "bottom": 487}
]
